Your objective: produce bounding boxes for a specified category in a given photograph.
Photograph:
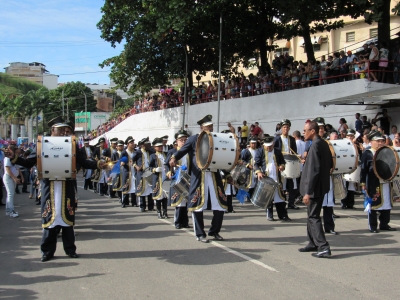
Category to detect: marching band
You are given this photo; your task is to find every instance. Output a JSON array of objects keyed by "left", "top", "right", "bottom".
[{"left": 5, "top": 113, "right": 398, "bottom": 261}]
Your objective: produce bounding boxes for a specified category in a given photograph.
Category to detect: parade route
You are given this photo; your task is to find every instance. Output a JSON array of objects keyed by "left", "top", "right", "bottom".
[{"left": 1, "top": 179, "right": 399, "bottom": 300}]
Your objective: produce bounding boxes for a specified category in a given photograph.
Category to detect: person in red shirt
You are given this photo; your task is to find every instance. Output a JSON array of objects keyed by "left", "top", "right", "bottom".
[{"left": 252, "top": 122, "right": 262, "bottom": 137}]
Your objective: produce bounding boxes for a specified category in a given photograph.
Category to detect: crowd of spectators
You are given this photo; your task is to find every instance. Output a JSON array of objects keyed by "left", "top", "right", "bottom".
[{"left": 88, "top": 42, "right": 400, "bottom": 140}]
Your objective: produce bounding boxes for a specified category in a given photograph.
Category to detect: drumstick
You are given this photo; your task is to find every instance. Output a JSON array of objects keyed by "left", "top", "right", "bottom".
[{"left": 288, "top": 147, "right": 302, "bottom": 161}]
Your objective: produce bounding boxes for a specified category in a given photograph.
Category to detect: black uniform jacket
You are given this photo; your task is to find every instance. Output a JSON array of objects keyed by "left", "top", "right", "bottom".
[
  {"left": 274, "top": 135, "right": 297, "bottom": 154},
  {"left": 300, "top": 136, "right": 332, "bottom": 199},
  {"left": 14, "top": 144, "right": 99, "bottom": 228},
  {"left": 172, "top": 134, "right": 228, "bottom": 211}
]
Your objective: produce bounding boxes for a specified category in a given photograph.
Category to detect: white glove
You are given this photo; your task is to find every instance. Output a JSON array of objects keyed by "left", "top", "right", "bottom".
[{"left": 155, "top": 167, "right": 163, "bottom": 172}]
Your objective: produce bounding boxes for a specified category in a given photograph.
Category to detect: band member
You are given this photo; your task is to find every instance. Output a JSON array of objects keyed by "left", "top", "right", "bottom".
[
  {"left": 161, "top": 136, "right": 171, "bottom": 155},
  {"left": 273, "top": 119, "right": 299, "bottom": 209},
  {"left": 133, "top": 137, "right": 155, "bottom": 212},
  {"left": 80, "top": 138, "right": 94, "bottom": 190},
  {"left": 165, "top": 130, "right": 191, "bottom": 229},
  {"left": 149, "top": 137, "right": 169, "bottom": 219},
  {"left": 341, "top": 129, "right": 358, "bottom": 209},
  {"left": 111, "top": 140, "right": 125, "bottom": 203},
  {"left": 93, "top": 137, "right": 111, "bottom": 193},
  {"left": 221, "top": 130, "right": 236, "bottom": 213},
  {"left": 360, "top": 130, "right": 396, "bottom": 233},
  {"left": 322, "top": 131, "right": 339, "bottom": 235},
  {"left": 108, "top": 137, "right": 119, "bottom": 198},
  {"left": 240, "top": 136, "right": 259, "bottom": 202},
  {"left": 6, "top": 116, "right": 105, "bottom": 262},
  {"left": 299, "top": 121, "right": 332, "bottom": 258},
  {"left": 169, "top": 114, "right": 228, "bottom": 243},
  {"left": 120, "top": 136, "right": 137, "bottom": 208},
  {"left": 255, "top": 135, "right": 290, "bottom": 221}
]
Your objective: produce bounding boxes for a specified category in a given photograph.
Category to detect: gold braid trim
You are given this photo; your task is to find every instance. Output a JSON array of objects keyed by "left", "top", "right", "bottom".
[
  {"left": 61, "top": 181, "right": 73, "bottom": 226},
  {"left": 42, "top": 181, "right": 56, "bottom": 228}
]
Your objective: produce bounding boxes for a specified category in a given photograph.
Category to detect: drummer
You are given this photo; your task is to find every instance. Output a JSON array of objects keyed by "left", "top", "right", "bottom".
[
  {"left": 132, "top": 137, "right": 155, "bottom": 212},
  {"left": 169, "top": 114, "right": 228, "bottom": 243},
  {"left": 254, "top": 135, "right": 291, "bottom": 221},
  {"left": 360, "top": 130, "right": 396, "bottom": 233},
  {"left": 165, "top": 130, "right": 191, "bottom": 229},
  {"left": 111, "top": 140, "right": 127, "bottom": 204},
  {"left": 273, "top": 119, "right": 299, "bottom": 210},
  {"left": 240, "top": 135, "right": 259, "bottom": 201},
  {"left": 341, "top": 129, "right": 358, "bottom": 209},
  {"left": 221, "top": 129, "right": 237, "bottom": 213},
  {"left": 120, "top": 136, "right": 137, "bottom": 208},
  {"left": 149, "top": 137, "right": 169, "bottom": 219}
]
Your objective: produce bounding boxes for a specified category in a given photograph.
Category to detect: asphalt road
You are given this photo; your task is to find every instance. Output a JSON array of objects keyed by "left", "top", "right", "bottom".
[{"left": 1, "top": 179, "right": 399, "bottom": 300}]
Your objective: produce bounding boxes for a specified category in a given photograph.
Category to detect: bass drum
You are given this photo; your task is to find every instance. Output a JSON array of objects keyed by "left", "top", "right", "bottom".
[
  {"left": 327, "top": 139, "right": 358, "bottom": 175},
  {"left": 373, "top": 146, "right": 400, "bottom": 181},
  {"left": 37, "top": 135, "right": 76, "bottom": 180},
  {"left": 281, "top": 154, "right": 301, "bottom": 179},
  {"left": 196, "top": 131, "right": 240, "bottom": 172},
  {"left": 250, "top": 177, "right": 278, "bottom": 209}
]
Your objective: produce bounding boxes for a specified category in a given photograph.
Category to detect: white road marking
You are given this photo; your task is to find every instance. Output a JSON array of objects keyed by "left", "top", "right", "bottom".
[{"left": 159, "top": 218, "right": 279, "bottom": 272}]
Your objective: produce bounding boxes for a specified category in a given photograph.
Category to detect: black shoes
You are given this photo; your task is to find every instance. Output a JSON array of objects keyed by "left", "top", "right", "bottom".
[
  {"left": 140, "top": 208, "right": 146, "bottom": 212},
  {"left": 326, "top": 230, "right": 338, "bottom": 235},
  {"left": 267, "top": 216, "right": 275, "bottom": 221},
  {"left": 67, "top": 253, "right": 79, "bottom": 258},
  {"left": 121, "top": 203, "right": 126, "bottom": 208},
  {"left": 332, "top": 214, "right": 340, "bottom": 218},
  {"left": 41, "top": 254, "right": 53, "bottom": 262},
  {"left": 100, "top": 194, "right": 104, "bottom": 196},
  {"left": 281, "top": 216, "right": 291, "bottom": 221},
  {"left": 311, "top": 249, "right": 332, "bottom": 258},
  {"left": 287, "top": 204, "right": 299, "bottom": 210},
  {"left": 380, "top": 226, "right": 397, "bottom": 231},
  {"left": 175, "top": 224, "right": 182, "bottom": 229},
  {"left": 298, "top": 246, "right": 318, "bottom": 252},
  {"left": 196, "top": 235, "right": 209, "bottom": 243},
  {"left": 209, "top": 233, "right": 224, "bottom": 241},
  {"left": 370, "top": 229, "right": 379, "bottom": 233},
  {"left": 157, "top": 211, "right": 162, "bottom": 219}
]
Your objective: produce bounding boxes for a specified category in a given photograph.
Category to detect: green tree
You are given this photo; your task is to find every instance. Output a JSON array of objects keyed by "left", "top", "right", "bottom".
[{"left": 25, "top": 87, "right": 49, "bottom": 135}]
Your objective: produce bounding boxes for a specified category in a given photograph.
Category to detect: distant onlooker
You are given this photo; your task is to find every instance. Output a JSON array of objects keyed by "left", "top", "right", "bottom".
[
  {"left": 337, "top": 118, "right": 348, "bottom": 133},
  {"left": 393, "top": 48, "right": 400, "bottom": 84},
  {"left": 355, "top": 113, "right": 362, "bottom": 133},
  {"left": 378, "top": 42, "right": 389, "bottom": 83},
  {"left": 373, "top": 109, "right": 391, "bottom": 135},
  {"left": 252, "top": 122, "right": 262, "bottom": 138},
  {"left": 227, "top": 122, "right": 235, "bottom": 134},
  {"left": 184, "top": 124, "right": 191, "bottom": 136},
  {"left": 361, "top": 116, "right": 372, "bottom": 131},
  {"left": 241, "top": 121, "right": 248, "bottom": 144},
  {"left": 389, "top": 125, "right": 398, "bottom": 141}
]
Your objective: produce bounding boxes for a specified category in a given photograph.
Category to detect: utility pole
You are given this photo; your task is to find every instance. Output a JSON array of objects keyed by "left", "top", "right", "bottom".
[{"left": 62, "top": 89, "right": 64, "bottom": 117}]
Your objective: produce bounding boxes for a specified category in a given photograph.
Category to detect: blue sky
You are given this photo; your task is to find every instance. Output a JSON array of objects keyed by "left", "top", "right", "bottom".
[{"left": 0, "top": 0, "right": 124, "bottom": 85}]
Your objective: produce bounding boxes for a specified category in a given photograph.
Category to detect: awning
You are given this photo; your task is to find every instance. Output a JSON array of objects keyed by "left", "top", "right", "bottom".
[{"left": 319, "top": 86, "right": 400, "bottom": 106}]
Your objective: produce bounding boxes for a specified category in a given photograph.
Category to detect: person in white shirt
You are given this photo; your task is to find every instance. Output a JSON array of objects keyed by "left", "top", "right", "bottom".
[
  {"left": 389, "top": 125, "right": 398, "bottom": 142},
  {"left": 3, "top": 142, "right": 23, "bottom": 217}
]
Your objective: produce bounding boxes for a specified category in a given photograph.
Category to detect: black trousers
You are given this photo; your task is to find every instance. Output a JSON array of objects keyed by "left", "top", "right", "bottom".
[
  {"left": 227, "top": 195, "right": 234, "bottom": 212},
  {"left": 306, "top": 198, "right": 330, "bottom": 251},
  {"left": 22, "top": 169, "right": 29, "bottom": 191},
  {"left": 247, "top": 187, "right": 255, "bottom": 202},
  {"left": 84, "top": 179, "right": 93, "bottom": 190},
  {"left": 368, "top": 209, "right": 391, "bottom": 231},
  {"left": 99, "top": 183, "right": 108, "bottom": 195},
  {"left": 266, "top": 202, "right": 288, "bottom": 219},
  {"left": 286, "top": 179, "right": 298, "bottom": 206},
  {"left": 156, "top": 198, "right": 168, "bottom": 211},
  {"left": 322, "top": 206, "right": 335, "bottom": 232},
  {"left": 192, "top": 210, "right": 224, "bottom": 237},
  {"left": 342, "top": 190, "right": 355, "bottom": 208},
  {"left": 0, "top": 177, "right": 3, "bottom": 203},
  {"left": 41, "top": 226, "right": 76, "bottom": 256},
  {"left": 140, "top": 195, "right": 154, "bottom": 210},
  {"left": 109, "top": 185, "right": 116, "bottom": 198},
  {"left": 174, "top": 206, "right": 189, "bottom": 227}
]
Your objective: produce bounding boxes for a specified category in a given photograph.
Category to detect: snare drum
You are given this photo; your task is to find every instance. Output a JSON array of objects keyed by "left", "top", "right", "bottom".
[
  {"left": 37, "top": 135, "right": 76, "bottom": 180},
  {"left": 333, "top": 174, "right": 347, "bottom": 200},
  {"left": 281, "top": 154, "right": 301, "bottom": 178},
  {"left": 162, "top": 179, "right": 171, "bottom": 198},
  {"left": 327, "top": 139, "right": 358, "bottom": 174},
  {"left": 230, "top": 163, "right": 249, "bottom": 190},
  {"left": 196, "top": 131, "right": 240, "bottom": 172},
  {"left": 343, "top": 165, "right": 361, "bottom": 183},
  {"left": 373, "top": 146, "right": 400, "bottom": 181},
  {"left": 250, "top": 177, "right": 278, "bottom": 209},
  {"left": 171, "top": 170, "right": 191, "bottom": 198},
  {"left": 142, "top": 168, "right": 153, "bottom": 186}
]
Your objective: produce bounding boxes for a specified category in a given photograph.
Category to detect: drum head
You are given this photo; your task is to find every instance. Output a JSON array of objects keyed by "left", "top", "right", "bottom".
[
  {"left": 196, "top": 131, "right": 212, "bottom": 169},
  {"left": 374, "top": 146, "right": 399, "bottom": 181}
]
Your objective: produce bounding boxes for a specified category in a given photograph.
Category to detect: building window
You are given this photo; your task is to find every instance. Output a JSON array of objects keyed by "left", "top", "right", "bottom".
[
  {"left": 275, "top": 47, "right": 289, "bottom": 56},
  {"left": 303, "top": 44, "right": 321, "bottom": 53},
  {"left": 346, "top": 32, "right": 355, "bottom": 42},
  {"left": 370, "top": 28, "right": 378, "bottom": 38}
]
